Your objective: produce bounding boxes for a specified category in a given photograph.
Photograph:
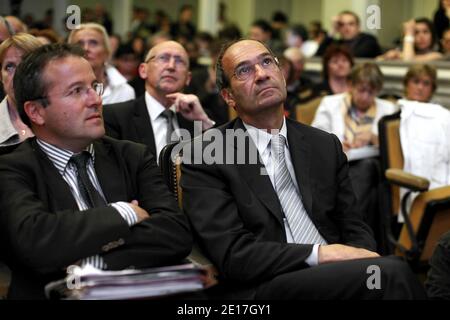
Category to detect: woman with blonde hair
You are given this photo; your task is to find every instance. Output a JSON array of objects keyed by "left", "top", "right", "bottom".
[
  {"left": 68, "top": 23, "right": 135, "bottom": 104},
  {"left": 0, "top": 33, "right": 41, "bottom": 150}
]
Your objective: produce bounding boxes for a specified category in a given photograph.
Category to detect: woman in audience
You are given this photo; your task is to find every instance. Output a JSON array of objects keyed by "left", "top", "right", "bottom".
[
  {"left": 403, "top": 64, "right": 437, "bottom": 103},
  {"left": 0, "top": 33, "right": 41, "bottom": 151},
  {"left": 68, "top": 23, "right": 135, "bottom": 105},
  {"left": 312, "top": 63, "right": 397, "bottom": 244},
  {"left": 312, "top": 44, "right": 354, "bottom": 98},
  {"left": 379, "top": 18, "right": 442, "bottom": 62}
]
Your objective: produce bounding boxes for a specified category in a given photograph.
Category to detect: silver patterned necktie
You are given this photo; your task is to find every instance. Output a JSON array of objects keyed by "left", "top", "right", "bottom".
[
  {"left": 271, "top": 134, "right": 326, "bottom": 245},
  {"left": 161, "top": 109, "right": 176, "bottom": 144}
]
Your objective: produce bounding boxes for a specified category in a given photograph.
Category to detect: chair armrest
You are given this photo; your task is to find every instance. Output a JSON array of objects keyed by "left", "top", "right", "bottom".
[{"left": 385, "top": 168, "right": 430, "bottom": 192}]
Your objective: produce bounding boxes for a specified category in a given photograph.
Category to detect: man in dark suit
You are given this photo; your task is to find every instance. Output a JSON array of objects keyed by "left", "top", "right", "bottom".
[
  {"left": 103, "top": 40, "right": 215, "bottom": 160},
  {"left": 0, "top": 44, "right": 192, "bottom": 299},
  {"left": 180, "top": 39, "right": 426, "bottom": 299}
]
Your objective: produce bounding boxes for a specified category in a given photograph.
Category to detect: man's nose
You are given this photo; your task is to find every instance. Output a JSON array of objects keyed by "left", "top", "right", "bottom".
[
  {"left": 254, "top": 64, "right": 269, "bottom": 80},
  {"left": 167, "top": 56, "right": 176, "bottom": 69}
]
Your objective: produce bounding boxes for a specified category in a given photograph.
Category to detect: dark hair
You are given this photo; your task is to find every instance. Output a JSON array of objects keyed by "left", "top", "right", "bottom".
[
  {"left": 321, "top": 44, "right": 354, "bottom": 80},
  {"left": 339, "top": 10, "right": 360, "bottom": 25},
  {"left": 272, "top": 11, "right": 288, "bottom": 24},
  {"left": 218, "top": 24, "right": 242, "bottom": 41},
  {"left": 14, "top": 43, "right": 85, "bottom": 127},
  {"left": 251, "top": 19, "right": 273, "bottom": 34},
  {"left": 414, "top": 17, "right": 437, "bottom": 50},
  {"left": 215, "top": 39, "right": 277, "bottom": 91},
  {"left": 289, "top": 24, "right": 309, "bottom": 41}
]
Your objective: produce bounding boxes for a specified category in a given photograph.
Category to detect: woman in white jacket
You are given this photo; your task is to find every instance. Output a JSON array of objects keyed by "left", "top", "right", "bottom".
[
  {"left": 311, "top": 63, "right": 397, "bottom": 246},
  {"left": 312, "top": 63, "right": 397, "bottom": 150}
]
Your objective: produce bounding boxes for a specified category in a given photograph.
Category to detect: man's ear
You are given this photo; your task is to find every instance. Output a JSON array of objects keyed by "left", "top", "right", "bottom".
[
  {"left": 185, "top": 71, "right": 192, "bottom": 86},
  {"left": 221, "top": 88, "right": 236, "bottom": 109},
  {"left": 138, "top": 62, "right": 148, "bottom": 80},
  {"left": 24, "top": 100, "right": 45, "bottom": 126}
]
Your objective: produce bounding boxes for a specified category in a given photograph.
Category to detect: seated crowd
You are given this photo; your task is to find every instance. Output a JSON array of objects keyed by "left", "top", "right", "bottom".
[{"left": 0, "top": 5, "right": 449, "bottom": 300}]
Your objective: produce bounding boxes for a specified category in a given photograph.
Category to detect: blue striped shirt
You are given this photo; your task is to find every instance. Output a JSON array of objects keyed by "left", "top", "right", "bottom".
[{"left": 36, "top": 139, "right": 137, "bottom": 269}]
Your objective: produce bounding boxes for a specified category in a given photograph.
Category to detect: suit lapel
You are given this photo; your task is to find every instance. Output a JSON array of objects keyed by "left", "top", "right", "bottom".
[
  {"left": 133, "top": 96, "right": 157, "bottom": 154},
  {"left": 93, "top": 139, "right": 128, "bottom": 203},
  {"left": 233, "top": 119, "right": 284, "bottom": 226},
  {"left": 286, "top": 120, "right": 313, "bottom": 216},
  {"left": 32, "top": 139, "right": 78, "bottom": 210}
]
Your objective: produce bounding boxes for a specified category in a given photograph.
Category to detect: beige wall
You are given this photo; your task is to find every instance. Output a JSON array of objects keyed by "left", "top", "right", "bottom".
[{"left": 290, "top": 0, "right": 322, "bottom": 25}]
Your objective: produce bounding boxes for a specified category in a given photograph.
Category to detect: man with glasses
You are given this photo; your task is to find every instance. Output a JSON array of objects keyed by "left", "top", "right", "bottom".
[
  {"left": 0, "top": 44, "right": 192, "bottom": 299},
  {"left": 180, "top": 39, "right": 426, "bottom": 299},
  {"left": 103, "top": 40, "right": 215, "bottom": 161}
]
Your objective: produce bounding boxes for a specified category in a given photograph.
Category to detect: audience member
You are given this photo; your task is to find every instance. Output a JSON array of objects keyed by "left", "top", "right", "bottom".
[
  {"left": 317, "top": 10, "right": 382, "bottom": 58},
  {"left": 103, "top": 41, "right": 215, "bottom": 160},
  {"left": 283, "top": 47, "right": 314, "bottom": 102},
  {"left": 68, "top": 23, "right": 135, "bottom": 104},
  {"left": 312, "top": 63, "right": 397, "bottom": 238},
  {"left": 379, "top": 18, "right": 442, "bottom": 62},
  {"left": 313, "top": 44, "right": 354, "bottom": 97},
  {"left": 403, "top": 64, "right": 437, "bottom": 103},
  {"left": 180, "top": 39, "right": 426, "bottom": 300},
  {"left": 0, "top": 43, "right": 192, "bottom": 299},
  {"left": 0, "top": 33, "right": 41, "bottom": 152},
  {"left": 433, "top": 0, "right": 450, "bottom": 41},
  {"left": 171, "top": 5, "right": 197, "bottom": 41}
]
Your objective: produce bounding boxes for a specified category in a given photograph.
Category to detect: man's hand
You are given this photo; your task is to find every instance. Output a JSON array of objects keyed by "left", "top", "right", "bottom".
[
  {"left": 318, "top": 244, "right": 379, "bottom": 264},
  {"left": 129, "top": 200, "right": 150, "bottom": 223},
  {"left": 166, "top": 92, "right": 214, "bottom": 130},
  {"left": 403, "top": 19, "right": 415, "bottom": 36}
]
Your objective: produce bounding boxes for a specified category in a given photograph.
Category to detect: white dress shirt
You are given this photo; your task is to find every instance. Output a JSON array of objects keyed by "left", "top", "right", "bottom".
[
  {"left": 243, "top": 118, "right": 322, "bottom": 266},
  {"left": 144, "top": 92, "right": 181, "bottom": 160},
  {"left": 36, "top": 139, "right": 138, "bottom": 269},
  {"left": 102, "top": 65, "right": 136, "bottom": 105}
]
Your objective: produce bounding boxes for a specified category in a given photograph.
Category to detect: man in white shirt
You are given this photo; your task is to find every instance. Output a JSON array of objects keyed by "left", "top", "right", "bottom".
[{"left": 103, "top": 40, "right": 215, "bottom": 160}]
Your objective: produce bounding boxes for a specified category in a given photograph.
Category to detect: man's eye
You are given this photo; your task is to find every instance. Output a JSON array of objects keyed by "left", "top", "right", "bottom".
[
  {"left": 237, "top": 66, "right": 251, "bottom": 76},
  {"left": 4, "top": 63, "right": 16, "bottom": 73},
  {"left": 69, "top": 87, "right": 83, "bottom": 96},
  {"left": 262, "top": 57, "right": 273, "bottom": 66}
]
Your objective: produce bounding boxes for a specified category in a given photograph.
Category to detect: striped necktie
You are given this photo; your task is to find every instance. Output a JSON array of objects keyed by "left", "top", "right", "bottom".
[
  {"left": 271, "top": 134, "right": 326, "bottom": 245},
  {"left": 70, "top": 152, "right": 106, "bottom": 208}
]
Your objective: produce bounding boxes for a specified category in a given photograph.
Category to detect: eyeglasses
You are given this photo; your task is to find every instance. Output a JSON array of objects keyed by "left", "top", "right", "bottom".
[
  {"left": 33, "top": 82, "right": 104, "bottom": 103},
  {"left": 232, "top": 55, "right": 279, "bottom": 81},
  {"left": 146, "top": 53, "right": 188, "bottom": 69}
]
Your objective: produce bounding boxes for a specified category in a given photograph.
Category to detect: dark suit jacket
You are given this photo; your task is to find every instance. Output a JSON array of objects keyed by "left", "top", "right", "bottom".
[
  {"left": 0, "top": 137, "right": 192, "bottom": 299},
  {"left": 103, "top": 95, "right": 195, "bottom": 156},
  {"left": 181, "top": 118, "right": 376, "bottom": 298},
  {"left": 317, "top": 33, "right": 382, "bottom": 58}
]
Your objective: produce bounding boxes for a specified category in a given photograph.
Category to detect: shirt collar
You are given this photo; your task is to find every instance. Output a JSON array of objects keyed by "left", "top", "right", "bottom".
[
  {"left": 145, "top": 91, "right": 176, "bottom": 121},
  {"left": 36, "top": 139, "right": 95, "bottom": 175},
  {"left": 242, "top": 117, "right": 288, "bottom": 155},
  {"left": 105, "top": 64, "right": 128, "bottom": 87}
]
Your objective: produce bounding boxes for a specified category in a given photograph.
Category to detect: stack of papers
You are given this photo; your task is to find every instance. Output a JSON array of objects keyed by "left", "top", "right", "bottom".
[
  {"left": 346, "top": 145, "right": 379, "bottom": 162},
  {"left": 45, "top": 263, "right": 207, "bottom": 300}
]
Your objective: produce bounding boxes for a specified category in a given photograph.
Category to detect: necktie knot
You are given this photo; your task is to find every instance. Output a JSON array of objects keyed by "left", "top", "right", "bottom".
[
  {"left": 70, "top": 151, "right": 91, "bottom": 170},
  {"left": 271, "top": 134, "right": 286, "bottom": 161},
  {"left": 161, "top": 109, "right": 174, "bottom": 120},
  {"left": 70, "top": 151, "right": 105, "bottom": 208}
]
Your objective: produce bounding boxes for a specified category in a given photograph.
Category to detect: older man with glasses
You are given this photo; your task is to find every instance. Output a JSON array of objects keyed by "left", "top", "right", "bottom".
[{"left": 103, "top": 40, "right": 215, "bottom": 161}]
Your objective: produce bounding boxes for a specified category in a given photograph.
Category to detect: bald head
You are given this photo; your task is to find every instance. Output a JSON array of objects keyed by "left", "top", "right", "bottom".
[{"left": 145, "top": 40, "right": 188, "bottom": 66}]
